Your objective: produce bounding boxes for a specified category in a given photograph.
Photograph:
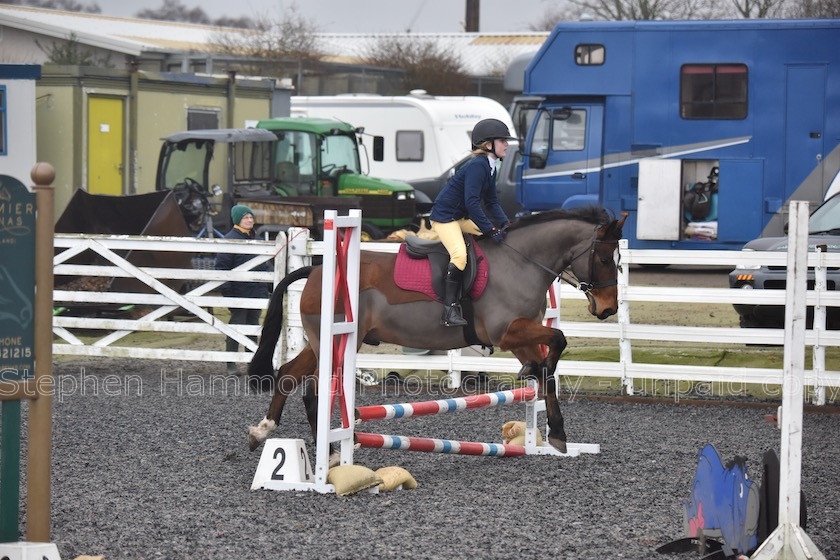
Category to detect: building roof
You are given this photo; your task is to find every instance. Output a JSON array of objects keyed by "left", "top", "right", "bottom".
[
  {"left": 315, "top": 32, "right": 546, "bottom": 76},
  {"left": 0, "top": 5, "right": 547, "bottom": 76}
]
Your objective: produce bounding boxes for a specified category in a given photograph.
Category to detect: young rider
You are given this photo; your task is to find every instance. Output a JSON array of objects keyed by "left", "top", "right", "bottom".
[{"left": 428, "top": 118, "right": 514, "bottom": 327}]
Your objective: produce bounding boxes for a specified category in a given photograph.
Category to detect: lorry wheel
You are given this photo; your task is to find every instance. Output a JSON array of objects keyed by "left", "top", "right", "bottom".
[{"left": 361, "top": 223, "right": 384, "bottom": 241}]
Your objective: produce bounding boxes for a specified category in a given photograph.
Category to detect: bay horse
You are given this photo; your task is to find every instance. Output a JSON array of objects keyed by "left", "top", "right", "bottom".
[{"left": 247, "top": 206, "right": 625, "bottom": 454}]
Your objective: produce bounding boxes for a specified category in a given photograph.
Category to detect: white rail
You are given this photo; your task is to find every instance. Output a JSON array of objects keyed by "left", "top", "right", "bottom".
[
  {"left": 53, "top": 230, "right": 840, "bottom": 403},
  {"left": 53, "top": 233, "right": 287, "bottom": 365},
  {"left": 289, "top": 233, "right": 840, "bottom": 401}
]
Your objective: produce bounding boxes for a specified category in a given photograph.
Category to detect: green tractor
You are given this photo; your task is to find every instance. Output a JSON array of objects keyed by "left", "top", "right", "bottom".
[
  {"left": 255, "top": 117, "right": 423, "bottom": 239},
  {"left": 156, "top": 119, "right": 424, "bottom": 239}
]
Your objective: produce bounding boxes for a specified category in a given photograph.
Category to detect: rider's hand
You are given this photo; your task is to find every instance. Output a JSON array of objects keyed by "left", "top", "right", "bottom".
[{"left": 490, "top": 227, "right": 506, "bottom": 244}]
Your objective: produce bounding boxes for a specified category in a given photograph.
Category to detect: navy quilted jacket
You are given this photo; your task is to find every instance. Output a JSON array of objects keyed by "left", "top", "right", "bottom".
[
  {"left": 428, "top": 155, "right": 509, "bottom": 234},
  {"left": 215, "top": 227, "right": 271, "bottom": 298}
]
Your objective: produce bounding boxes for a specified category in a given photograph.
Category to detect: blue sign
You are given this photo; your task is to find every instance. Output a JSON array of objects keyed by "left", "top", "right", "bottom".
[{"left": 0, "top": 175, "right": 35, "bottom": 381}]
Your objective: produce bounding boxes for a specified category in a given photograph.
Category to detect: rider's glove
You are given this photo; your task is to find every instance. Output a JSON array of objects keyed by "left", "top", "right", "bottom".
[{"left": 490, "top": 227, "right": 506, "bottom": 244}]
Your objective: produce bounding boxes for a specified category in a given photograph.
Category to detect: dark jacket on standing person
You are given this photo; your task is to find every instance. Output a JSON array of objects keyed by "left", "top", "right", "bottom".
[
  {"left": 215, "top": 226, "right": 270, "bottom": 298},
  {"left": 428, "top": 155, "right": 508, "bottom": 234}
]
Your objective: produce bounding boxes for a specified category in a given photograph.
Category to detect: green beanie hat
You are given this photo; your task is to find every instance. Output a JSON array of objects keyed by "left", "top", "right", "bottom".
[{"left": 231, "top": 204, "right": 254, "bottom": 226}]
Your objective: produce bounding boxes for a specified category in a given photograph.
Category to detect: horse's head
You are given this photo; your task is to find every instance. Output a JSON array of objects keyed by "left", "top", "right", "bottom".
[{"left": 569, "top": 212, "right": 625, "bottom": 320}]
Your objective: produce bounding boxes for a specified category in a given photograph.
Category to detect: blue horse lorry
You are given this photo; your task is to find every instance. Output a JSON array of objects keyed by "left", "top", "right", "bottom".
[{"left": 517, "top": 19, "right": 840, "bottom": 250}]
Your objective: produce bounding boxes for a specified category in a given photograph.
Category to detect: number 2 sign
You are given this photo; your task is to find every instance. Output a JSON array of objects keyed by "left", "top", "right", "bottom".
[{"left": 251, "top": 439, "right": 314, "bottom": 490}]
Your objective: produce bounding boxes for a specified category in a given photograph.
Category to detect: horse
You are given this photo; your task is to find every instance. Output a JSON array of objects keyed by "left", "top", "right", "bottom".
[{"left": 247, "top": 206, "right": 625, "bottom": 455}]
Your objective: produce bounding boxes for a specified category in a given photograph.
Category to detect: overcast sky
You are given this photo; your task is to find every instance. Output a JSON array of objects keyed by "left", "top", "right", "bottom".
[{"left": 92, "top": 0, "right": 556, "bottom": 33}]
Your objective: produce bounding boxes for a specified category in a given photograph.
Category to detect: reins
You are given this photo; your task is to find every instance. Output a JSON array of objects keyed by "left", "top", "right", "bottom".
[{"left": 499, "top": 227, "right": 619, "bottom": 294}]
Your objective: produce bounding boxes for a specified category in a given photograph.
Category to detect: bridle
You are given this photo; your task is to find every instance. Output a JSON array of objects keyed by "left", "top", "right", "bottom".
[
  {"left": 499, "top": 226, "right": 619, "bottom": 295},
  {"left": 562, "top": 234, "right": 620, "bottom": 294}
]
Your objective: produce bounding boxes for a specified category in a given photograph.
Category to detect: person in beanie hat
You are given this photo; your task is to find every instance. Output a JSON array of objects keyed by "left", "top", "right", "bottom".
[
  {"left": 215, "top": 204, "right": 270, "bottom": 375},
  {"left": 230, "top": 204, "right": 253, "bottom": 227}
]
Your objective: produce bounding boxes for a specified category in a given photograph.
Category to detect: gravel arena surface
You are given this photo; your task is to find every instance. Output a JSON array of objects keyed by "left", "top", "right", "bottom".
[{"left": 20, "top": 356, "right": 840, "bottom": 559}]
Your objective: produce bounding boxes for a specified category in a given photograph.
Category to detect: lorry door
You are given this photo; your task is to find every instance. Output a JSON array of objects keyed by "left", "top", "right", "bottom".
[
  {"left": 637, "top": 159, "right": 682, "bottom": 240},
  {"left": 87, "top": 96, "right": 124, "bottom": 195},
  {"left": 520, "top": 103, "right": 604, "bottom": 210},
  {"left": 785, "top": 64, "right": 826, "bottom": 201}
]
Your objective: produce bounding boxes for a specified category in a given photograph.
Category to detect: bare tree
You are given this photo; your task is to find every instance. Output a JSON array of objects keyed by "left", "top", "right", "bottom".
[
  {"left": 136, "top": 0, "right": 210, "bottom": 24},
  {"left": 561, "top": 0, "right": 681, "bottom": 20},
  {"left": 677, "top": 0, "right": 733, "bottom": 19},
  {"left": 36, "top": 31, "right": 113, "bottom": 66},
  {"left": 212, "top": 6, "right": 321, "bottom": 78},
  {"left": 0, "top": 0, "right": 100, "bottom": 12},
  {"left": 730, "top": 0, "right": 787, "bottom": 17},
  {"left": 212, "top": 15, "right": 255, "bottom": 29},
  {"left": 363, "top": 36, "right": 470, "bottom": 95},
  {"left": 527, "top": 3, "right": 585, "bottom": 30},
  {"left": 786, "top": 0, "right": 840, "bottom": 16},
  {"left": 534, "top": 0, "right": 754, "bottom": 21}
]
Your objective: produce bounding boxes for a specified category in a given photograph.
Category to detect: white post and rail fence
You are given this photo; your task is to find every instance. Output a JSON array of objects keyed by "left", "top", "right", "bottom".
[{"left": 50, "top": 218, "right": 840, "bottom": 401}]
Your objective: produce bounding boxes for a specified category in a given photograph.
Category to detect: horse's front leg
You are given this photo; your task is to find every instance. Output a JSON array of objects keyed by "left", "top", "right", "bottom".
[
  {"left": 499, "top": 318, "right": 567, "bottom": 382},
  {"left": 248, "top": 344, "right": 317, "bottom": 451},
  {"left": 500, "top": 319, "right": 568, "bottom": 453}
]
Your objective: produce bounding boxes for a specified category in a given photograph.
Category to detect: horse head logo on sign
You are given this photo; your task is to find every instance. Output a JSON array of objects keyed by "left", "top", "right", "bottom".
[
  {"left": 0, "top": 174, "right": 36, "bottom": 378},
  {"left": 0, "top": 266, "right": 33, "bottom": 329}
]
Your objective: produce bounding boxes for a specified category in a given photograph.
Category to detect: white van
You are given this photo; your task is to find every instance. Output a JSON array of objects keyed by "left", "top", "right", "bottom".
[{"left": 290, "top": 91, "right": 515, "bottom": 182}]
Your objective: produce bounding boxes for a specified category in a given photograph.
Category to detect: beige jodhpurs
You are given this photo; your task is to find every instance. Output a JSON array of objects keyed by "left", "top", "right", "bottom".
[{"left": 430, "top": 219, "right": 482, "bottom": 271}]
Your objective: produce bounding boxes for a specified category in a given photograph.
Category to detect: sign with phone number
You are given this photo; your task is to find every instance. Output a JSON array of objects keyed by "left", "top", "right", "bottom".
[{"left": 0, "top": 175, "right": 35, "bottom": 380}]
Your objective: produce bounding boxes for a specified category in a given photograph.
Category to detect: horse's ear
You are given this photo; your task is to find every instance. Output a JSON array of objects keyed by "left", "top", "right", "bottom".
[
  {"left": 599, "top": 212, "right": 627, "bottom": 240},
  {"left": 616, "top": 212, "right": 628, "bottom": 231}
]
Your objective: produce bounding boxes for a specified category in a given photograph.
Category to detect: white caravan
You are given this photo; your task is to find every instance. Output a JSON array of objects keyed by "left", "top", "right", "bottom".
[{"left": 290, "top": 91, "right": 515, "bottom": 182}]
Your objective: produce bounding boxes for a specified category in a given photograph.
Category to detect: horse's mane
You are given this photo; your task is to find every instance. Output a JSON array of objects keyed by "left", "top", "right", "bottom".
[{"left": 506, "top": 206, "right": 611, "bottom": 232}]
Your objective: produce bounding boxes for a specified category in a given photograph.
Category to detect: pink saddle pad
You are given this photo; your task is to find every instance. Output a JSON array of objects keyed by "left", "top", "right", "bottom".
[{"left": 393, "top": 243, "right": 488, "bottom": 301}]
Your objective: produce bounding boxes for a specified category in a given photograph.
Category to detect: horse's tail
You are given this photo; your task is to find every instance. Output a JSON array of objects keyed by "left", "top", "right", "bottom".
[{"left": 248, "top": 265, "right": 314, "bottom": 380}]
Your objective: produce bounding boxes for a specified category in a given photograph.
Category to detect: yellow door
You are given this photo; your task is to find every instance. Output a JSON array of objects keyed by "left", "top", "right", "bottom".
[{"left": 87, "top": 97, "right": 124, "bottom": 195}]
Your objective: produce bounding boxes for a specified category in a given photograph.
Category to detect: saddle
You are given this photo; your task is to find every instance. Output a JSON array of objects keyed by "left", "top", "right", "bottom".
[{"left": 393, "top": 235, "right": 488, "bottom": 302}]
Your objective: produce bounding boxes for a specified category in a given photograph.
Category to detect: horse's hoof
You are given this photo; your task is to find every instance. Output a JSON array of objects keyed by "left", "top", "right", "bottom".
[
  {"left": 548, "top": 436, "right": 567, "bottom": 454},
  {"left": 248, "top": 433, "right": 261, "bottom": 452}
]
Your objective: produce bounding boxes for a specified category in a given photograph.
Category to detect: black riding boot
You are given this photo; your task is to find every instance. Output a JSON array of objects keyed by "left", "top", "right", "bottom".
[{"left": 442, "top": 263, "right": 468, "bottom": 327}]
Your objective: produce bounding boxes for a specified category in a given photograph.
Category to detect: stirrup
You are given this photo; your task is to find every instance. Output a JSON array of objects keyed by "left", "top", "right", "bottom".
[{"left": 442, "top": 304, "right": 468, "bottom": 327}]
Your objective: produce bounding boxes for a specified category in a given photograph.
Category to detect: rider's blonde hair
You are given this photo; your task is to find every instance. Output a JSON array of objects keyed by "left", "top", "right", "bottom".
[{"left": 470, "top": 140, "right": 493, "bottom": 156}]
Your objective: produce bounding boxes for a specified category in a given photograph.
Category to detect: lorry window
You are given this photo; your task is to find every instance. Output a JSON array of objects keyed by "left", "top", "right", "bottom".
[
  {"left": 396, "top": 130, "right": 424, "bottom": 161},
  {"left": 575, "top": 44, "right": 605, "bottom": 65},
  {"left": 321, "top": 134, "right": 361, "bottom": 175},
  {"left": 552, "top": 109, "right": 586, "bottom": 151},
  {"left": 529, "top": 111, "right": 551, "bottom": 168},
  {"left": 680, "top": 64, "right": 748, "bottom": 120}
]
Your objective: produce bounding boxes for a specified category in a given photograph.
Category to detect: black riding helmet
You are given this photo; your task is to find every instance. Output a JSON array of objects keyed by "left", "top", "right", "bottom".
[{"left": 471, "top": 118, "right": 515, "bottom": 158}]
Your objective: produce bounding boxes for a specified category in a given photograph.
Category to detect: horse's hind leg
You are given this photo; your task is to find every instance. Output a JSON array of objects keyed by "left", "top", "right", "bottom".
[
  {"left": 301, "top": 376, "right": 340, "bottom": 467},
  {"left": 248, "top": 344, "right": 317, "bottom": 451}
]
